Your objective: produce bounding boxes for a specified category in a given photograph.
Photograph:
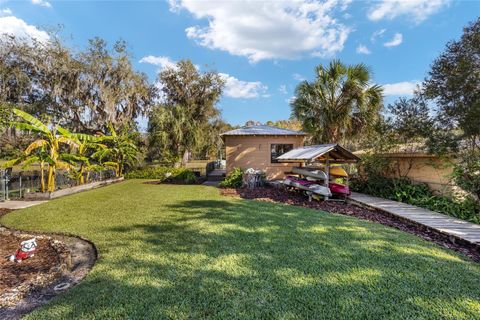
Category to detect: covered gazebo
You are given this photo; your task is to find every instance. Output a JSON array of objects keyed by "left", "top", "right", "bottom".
[
  {"left": 276, "top": 144, "right": 360, "bottom": 196},
  {"left": 276, "top": 143, "right": 360, "bottom": 164}
]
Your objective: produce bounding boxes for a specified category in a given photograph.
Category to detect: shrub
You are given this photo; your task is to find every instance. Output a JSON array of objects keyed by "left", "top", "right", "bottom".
[
  {"left": 170, "top": 169, "right": 198, "bottom": 184},
  {"left": 452, "top": 151, "right": 480, "bottom": 201},
  {"left": 125, "top": 167, "right": 198, "bottom": 184},
  {"left": 219, "top": 167, "right": 243, "bottom": 188},
  {"left": 351, "top": 176, "right": 480, "bottom": 224}
]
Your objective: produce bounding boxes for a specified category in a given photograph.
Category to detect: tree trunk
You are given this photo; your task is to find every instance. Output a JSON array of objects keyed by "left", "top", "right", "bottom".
[
  {"left": 40, "top": 161, "right": 46, "bottom": 193},
  {"left": 182, "top": 149, "right": 190, "bottom": 166},
  {"left": 47, "top": 165, "right": 55, "bottom": 193},
  {"left": 79, "top": 164, "right": 85, "bottom": 185}
]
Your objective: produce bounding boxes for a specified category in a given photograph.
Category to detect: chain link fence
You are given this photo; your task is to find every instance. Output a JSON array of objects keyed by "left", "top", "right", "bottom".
[{"left": 0, "top": 168, "right": 116, "bottom": 201}]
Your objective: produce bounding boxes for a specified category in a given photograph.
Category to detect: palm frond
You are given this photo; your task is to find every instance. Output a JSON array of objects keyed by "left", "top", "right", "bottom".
[
  {"left": 11, "top": 122, "right": 46, "bottom": 134},
  {"left": 2, "top": 158, "right": 22, "bottom": 168},
  {"left": 25, "top": 139, "right": 48, "bottom": 155},
  {"left": 72, "top": 133, "right": 100, "bottom": 143},
  {"left": 103, "top": 161, "right": 119, "bottom": 169},
  {"left": 12, "top": 108, "right": 50, "bottom": 134},
  {"left": 107, "top": 123, "right": 117, "bottom": 138},
  {"left": 21, "top": 156, "right": 40, "bottom": 169},
  {"left": 56, "top": 126, "right": 73, "bottom": 138},
  {"left": 57, "top": 136, "right": 79, "bottom": 148},
  {"left": 60, "top": 153, "right": 88, "bottom": 163},
  {"left": 56, "top": 160, "right": 75, "bottom": 171}
]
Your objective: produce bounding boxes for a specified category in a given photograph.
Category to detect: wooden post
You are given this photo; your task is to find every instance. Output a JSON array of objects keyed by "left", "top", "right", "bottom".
[
  {"left": 325, "top": 153, "right": 330, "bottom": 188},
  {"left": 325, "top": 153, "right": 330, "bottom": 200},
  {"left": 19, "top": 173, "right": 22, "bottom": 198}
]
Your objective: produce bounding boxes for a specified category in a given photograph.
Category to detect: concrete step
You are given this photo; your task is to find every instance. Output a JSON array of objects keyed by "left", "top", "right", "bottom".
[
  {"left": 207, "top": 169, "right": 226, "bottom": 182},
  {"left": 202, "top": 181, "right": 221, "bottom": 187},
  {"left": 207, "top": 175, "right": 225, "bottom": 182},
  {"left": 209, "top": 169, "right": 226, "bottom": 176}
]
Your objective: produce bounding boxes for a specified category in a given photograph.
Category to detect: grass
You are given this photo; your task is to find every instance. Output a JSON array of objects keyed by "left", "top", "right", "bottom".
[{"left": 1, "top": 180, "right": 480, "bottom": 319}]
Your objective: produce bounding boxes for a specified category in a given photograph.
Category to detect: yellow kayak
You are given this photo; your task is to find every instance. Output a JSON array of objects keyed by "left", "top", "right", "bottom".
[{"left": 329, "top": 167, "right": 348, "bottom": 177}]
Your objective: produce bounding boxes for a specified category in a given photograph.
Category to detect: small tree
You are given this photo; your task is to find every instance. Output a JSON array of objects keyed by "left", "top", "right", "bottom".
[
  {"left": 452, "top": 152, "right": 480, "bottom": 201},
  {"left": 93, "top": 124, "right": 138, "bottom": 177},
  {"left": 423, "top": 18, "right": 480, "bottom": 150},
  {"left": 6, "top": 109, "right": 77, "bottom": 192},
  {"left": 147, "top": 60, "right": 225, "bottom": 164},
  {"left": 422, "top": 17, "right": 480, "bottom": 202},
  {"left": 59, "top": 130, "right": 107, "bottom": 184}
]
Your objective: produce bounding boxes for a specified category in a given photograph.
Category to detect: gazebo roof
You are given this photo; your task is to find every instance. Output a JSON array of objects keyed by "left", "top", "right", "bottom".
[{"left": 276, "top": 144, "right": 360, "bottom": 163}]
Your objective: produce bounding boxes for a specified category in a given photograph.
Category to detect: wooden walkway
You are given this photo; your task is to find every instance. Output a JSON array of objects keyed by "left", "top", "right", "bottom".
[{"left": 349, "top": 192, "right": 480, "bottom": 246}]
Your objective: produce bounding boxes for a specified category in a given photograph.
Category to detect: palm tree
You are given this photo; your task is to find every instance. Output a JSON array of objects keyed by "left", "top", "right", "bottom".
[
  {"left": 93, "top": 124, "right": 138, "bottom": 177},
  {"left": 291, "top": 60, "right": 383, "bottom": 144},
  {"left": 6, "top": 109, "right": 77, "bottom": 192}
]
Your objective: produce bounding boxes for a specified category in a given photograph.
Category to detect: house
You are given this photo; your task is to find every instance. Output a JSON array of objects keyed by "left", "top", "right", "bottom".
[{"left": 221, "top": 125, "right": 307, "bottom": 180}]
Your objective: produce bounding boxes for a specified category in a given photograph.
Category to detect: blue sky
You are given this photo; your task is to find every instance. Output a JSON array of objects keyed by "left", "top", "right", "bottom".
[{"left": 0, "top": 0, "right": 479, "bottom": 128}]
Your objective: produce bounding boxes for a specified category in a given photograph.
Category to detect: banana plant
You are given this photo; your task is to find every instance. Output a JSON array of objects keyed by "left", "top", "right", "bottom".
[
  {"left": 58, "top": 128, "right": 108, "bottom": 184},
  {"left": 93, "top": 123, "right": 138, "bottom": 177},
  {"left": 7, "top": 109, "right": 77, "bottom": 192},
  {"left": 3, "top": 145, "right": 49, "bottom": 192}
]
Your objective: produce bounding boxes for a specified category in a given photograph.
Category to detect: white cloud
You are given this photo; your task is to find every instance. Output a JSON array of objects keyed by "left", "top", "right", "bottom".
[
  {"left": 31, "top": 0, "right": 52, "bottom": 8},
  {"left": 0, "top": 8, "right": 12, "bottom": 16},
  {"left": 171, "top": 0, "right": 351, "bottom": 62},
  {"left": 356, "top": 44, "right": 371, "bottom": 55},
  {"left": 220, "top": 73, "right": 268, "bottom": 99},
  {"left": 0, "top": 16, "right": 49, "bottom": 43},
  {"left": 383, "top": 81, "right": 420, "bottom": 96},
  {"left": 278, "top": 85, "right": 288, "bottom": 95},
  {"left": 293, "top": 73, "right": 306, "bottom": 81},
  {"left": 370, "top": 28, "right": 386, "bottom": 43},
  {"left": 139, "top": 55, "right": 177, "bottom": 71},
  {"left": 286, "top": 96, "right": 296, "bottom": 104},
  {"left": 139, "top": 55, "right": 202, "bottom": 74},
  {"left": 368, "top": 0, "right": 449, "bottom": 23},
  {"left": 384, "top": 33, "right": 403, "bottom": 47}
]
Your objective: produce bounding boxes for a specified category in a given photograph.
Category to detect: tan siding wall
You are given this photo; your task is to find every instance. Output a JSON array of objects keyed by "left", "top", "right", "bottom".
[
  {"left": 384, "top": 156, "right": 456, "bottom": 195},
  {"left": 225, "top": 136, "right": 304, "bottom": 180}
]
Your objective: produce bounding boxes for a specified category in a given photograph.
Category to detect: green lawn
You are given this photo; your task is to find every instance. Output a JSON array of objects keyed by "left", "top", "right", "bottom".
[{"left": 1, "top": 180, "right": 480, "bottom": 319}]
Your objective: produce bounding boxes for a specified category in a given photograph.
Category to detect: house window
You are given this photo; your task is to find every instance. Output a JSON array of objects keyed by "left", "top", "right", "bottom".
[{"left": 271, "top": 144, "right": 293, "bottom": 163}]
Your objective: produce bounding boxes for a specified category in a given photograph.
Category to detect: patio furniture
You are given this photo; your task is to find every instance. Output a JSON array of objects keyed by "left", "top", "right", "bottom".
[{"left": 243, "top": 168, "right": 264, "bottom": 189}]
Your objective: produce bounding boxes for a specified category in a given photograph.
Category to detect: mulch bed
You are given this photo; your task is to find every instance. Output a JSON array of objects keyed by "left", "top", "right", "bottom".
[
  {"left": 0, "top": 231, "right": 70, "bottom": 309},
  {"left": 221, "top": 187, "right": 480, "bottom": 263},
  {"left": 0, "top": 217, "right": 96, "bottom": 320}
]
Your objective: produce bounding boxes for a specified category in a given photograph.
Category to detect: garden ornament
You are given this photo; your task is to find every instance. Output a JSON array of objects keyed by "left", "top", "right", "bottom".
[{"left": 9, "top": 238, "right": 37, "bottom": 262}]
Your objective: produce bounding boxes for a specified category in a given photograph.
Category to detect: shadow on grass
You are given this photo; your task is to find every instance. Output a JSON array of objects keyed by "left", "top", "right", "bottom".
[{"left": 34, "top": 198, "right": 480, "bottom": 319}]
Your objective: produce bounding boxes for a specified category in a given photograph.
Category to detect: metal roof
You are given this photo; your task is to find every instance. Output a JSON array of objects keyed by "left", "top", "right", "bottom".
[
  {"left": 221, "top": 125, "right": 306, "bottom": 136},
  {"left": 276, "top": 144, "right": 360, "bottom": 163}
]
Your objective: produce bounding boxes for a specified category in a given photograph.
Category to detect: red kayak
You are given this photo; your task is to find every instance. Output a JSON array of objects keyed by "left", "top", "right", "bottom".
[{"left": 329, "top": 182, "right": 350, "bottom": 196}]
